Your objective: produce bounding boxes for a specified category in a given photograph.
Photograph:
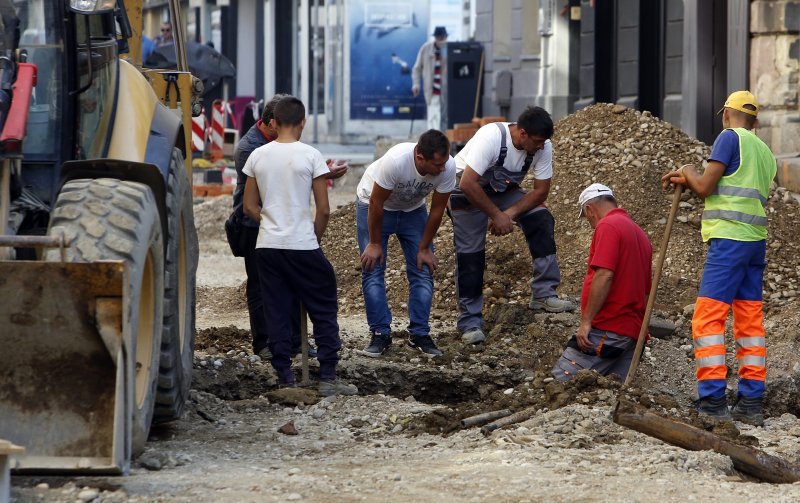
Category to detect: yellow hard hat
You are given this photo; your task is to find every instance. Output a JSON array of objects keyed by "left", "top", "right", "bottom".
[{"left": 718, "top": 90, "right": 759, "bottom": 117}]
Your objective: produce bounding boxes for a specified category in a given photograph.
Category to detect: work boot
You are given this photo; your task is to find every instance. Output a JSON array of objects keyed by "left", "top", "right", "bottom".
[
  {"left": 407, "top": 335, "right": 443, "bottom": 357},
  {"left": 529, "top": 296, "right": 575, "bottom": 313},
  {"left": 731, "top": 396, "right": 765, "bottom": 427},
  {"left": 360, "top": 332, "right": 392, "bottom": 357},
  {"left": 461, "top": 328, "right": 486, "bottom": 345},
  {"left": 318, "top": 379, "right": 358, "bottom": 397},
  {"left": 695, "top": 396, "right": 732, "bottom": 421}
]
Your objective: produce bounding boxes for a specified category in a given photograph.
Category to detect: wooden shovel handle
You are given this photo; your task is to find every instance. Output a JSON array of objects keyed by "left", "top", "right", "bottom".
[{"left": 621, "top": 183, "right": 684, "bottom": 389}]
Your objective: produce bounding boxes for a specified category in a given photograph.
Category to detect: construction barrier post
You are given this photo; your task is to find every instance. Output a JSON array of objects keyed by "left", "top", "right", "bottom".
[{"left": 210, "top": 100, "right": 225, "bottom": 161}]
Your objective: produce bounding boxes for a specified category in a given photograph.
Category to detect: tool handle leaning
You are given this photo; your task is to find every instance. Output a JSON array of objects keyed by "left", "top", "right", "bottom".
[
  {"left": 300, "top": 305, "right": 310, "bottom": 386},
  {"left": 621, "top": 183, "right": 684, "bottom": 389}
]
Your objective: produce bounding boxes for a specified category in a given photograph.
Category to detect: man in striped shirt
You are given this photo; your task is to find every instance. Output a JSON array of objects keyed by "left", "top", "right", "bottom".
[{"left": 412, "top": 26, "right": 448, "bottom": 130}]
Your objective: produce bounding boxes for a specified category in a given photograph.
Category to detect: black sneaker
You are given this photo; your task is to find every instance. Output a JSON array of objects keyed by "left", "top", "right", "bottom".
[
  {"left": 360, "top": 332, "right": 392, "bottom": 357},
  {"left": 731, "top": 396, "right": 764, "bottom": 427},
  {"left": 695, "top": 396, "right": 732, "bottom": 421},
  {"left": 408, "top": 335, "right": 443, "bottom": 357}
]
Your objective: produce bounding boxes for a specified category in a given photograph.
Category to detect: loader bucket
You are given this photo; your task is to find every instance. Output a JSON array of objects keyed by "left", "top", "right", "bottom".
[{"left": 0, "top": 261, "right": 132, "bottom": 474}]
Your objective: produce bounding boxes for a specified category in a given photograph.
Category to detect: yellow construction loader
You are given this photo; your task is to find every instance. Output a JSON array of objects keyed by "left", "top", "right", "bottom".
[{"left": 0, "top": 0, "right": 201, "bottom": 474}]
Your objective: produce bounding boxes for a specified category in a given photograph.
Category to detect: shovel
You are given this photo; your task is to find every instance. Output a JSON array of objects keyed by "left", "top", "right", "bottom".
[
  {"left": 300, "top": 305, "right": 310, "bottom": 386},
  {"left": 617, "top": 181, "right": 683, "bottom": 391}
]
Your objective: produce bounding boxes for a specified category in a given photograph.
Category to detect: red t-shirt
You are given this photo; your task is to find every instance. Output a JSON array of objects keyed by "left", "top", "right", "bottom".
[{"left": 581, "top": 208, "right": 653, "bottom": 339}]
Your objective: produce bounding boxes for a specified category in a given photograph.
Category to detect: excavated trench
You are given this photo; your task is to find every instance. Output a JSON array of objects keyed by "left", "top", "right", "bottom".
[
  {"left": 191, "top": 340, "right": 524, "bottom": 405},
  {"left": 191, "top": 305, "right": 559, "bottom": 405}
]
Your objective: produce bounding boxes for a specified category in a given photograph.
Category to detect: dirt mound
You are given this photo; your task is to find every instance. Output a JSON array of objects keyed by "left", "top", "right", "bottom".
[
  {"left": 193, "top": 195, "right": 230, "bottom": 245},
  {"left": 323, "top": 103, "right": 800, "bottom": 323},
  {"left": 549, "top": 103, "right": 800, "bottom": 314},
  {"left": 196, "top": 284, "right": 247, "bottom": 316},
  {"left": 195, "top": 325, "right": 251, "bottom": 353}
]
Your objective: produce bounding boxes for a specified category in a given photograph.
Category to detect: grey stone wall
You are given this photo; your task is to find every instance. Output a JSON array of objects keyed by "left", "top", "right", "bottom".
[
  {"left": 475, "top": 0, "right": 544, "bottom": 121},
  {"left": 662, "top": 0, "right": 684, "bottom": 127},
  {"left": 750, "top": 0, "right": 800, "bottom": 155}
]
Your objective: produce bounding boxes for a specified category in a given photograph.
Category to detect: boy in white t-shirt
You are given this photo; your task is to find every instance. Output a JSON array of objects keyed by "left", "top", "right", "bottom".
[
  {"left": 242, "top": 96, "right": 356, "bottom": 396},
  {"left": 355, "top": 130, "right": 456, "bottom": 357},
  {"left": 450, "top": 106, "right": 575, "bottom": 345}
]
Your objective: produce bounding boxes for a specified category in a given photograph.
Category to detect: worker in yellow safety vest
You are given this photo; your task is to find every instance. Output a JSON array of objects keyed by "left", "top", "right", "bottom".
[{"left": 662, "top": 90, "right": 776, "bottom": 426}]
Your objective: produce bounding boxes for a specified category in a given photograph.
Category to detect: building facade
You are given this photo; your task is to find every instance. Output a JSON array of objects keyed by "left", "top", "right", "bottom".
[{"left": 475, "top": 0, "right": 799, "bottom": 157}]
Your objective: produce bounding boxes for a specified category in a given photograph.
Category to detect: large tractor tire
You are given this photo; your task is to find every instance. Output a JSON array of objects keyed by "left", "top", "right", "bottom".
[
  {"left": 45, "top": 178, "right": 164, "bottom": 456},
  {"left": 154, "top": 149, "right": 199, "bottom": 422}
]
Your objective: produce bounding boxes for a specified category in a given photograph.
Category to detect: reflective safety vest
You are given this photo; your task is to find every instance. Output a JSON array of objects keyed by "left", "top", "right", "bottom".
[{"left": 701, "top": 128, "right": 777, "bottom": 242}]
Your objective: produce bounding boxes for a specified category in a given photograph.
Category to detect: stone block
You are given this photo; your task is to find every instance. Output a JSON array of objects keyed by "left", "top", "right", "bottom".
[
  {"left": 776, "top": 155, "right": 800, "bottom": 193},
  {"left": 750, "top": 35, "right": 800, "bottom": 108},
  {"left": 758, "top": 111, "right": 800, "bottom": 156},
  {"left": 751, "top": 1, "right": 798, "bottom": 34}
]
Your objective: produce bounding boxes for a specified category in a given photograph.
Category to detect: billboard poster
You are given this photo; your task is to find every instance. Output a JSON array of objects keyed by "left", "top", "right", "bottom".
[{"left": 349, "top": 0, "right": 429, "bottom": 120}]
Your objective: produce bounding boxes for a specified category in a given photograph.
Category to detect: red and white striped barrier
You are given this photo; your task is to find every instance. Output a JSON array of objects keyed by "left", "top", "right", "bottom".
[
  {"left": 191, "top": 111, "right": 206, "bottom": 153},
  {"left": 210, "top": 100, "right": 225, "bottom": 161}
]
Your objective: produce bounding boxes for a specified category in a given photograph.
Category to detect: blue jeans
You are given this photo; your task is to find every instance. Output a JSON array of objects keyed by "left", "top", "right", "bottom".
[{"left": 356, "top": 200, "right": 433, "bottom": 337}]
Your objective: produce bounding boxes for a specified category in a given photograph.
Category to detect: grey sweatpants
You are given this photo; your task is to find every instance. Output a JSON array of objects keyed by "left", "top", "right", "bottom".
[
  {"left": 448, "top": 186, "right": 562, "bottom": 333},
  {"left": 551, "top": 328, "right": 638, "bottom": 381}
]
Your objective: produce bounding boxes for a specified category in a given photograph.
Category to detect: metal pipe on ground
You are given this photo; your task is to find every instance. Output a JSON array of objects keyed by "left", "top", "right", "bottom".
[
  {"left": 460, "top": 409, "right": 512, "bottom": 429},
  {"left": 481, "top": 406, "right": 539, "bottom": 436}
]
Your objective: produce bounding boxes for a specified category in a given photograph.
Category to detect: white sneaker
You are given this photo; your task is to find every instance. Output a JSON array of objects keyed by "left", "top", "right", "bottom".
[
  {"left": 529, "top": 296, "right": 575, "bottom": 313},
  {"left": 461, "top": 328, "right": 486, "bottom": 344}
]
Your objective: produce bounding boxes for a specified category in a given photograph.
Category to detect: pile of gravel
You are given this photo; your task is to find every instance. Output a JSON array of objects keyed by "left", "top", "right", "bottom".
[{"left": 321, "top": 103, "right": 800, "bottom": 323}]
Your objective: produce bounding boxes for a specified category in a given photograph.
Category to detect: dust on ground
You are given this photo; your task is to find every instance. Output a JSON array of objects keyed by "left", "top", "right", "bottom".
[{"left": 12, "top": 104, "right": 800, "bottom": 502}]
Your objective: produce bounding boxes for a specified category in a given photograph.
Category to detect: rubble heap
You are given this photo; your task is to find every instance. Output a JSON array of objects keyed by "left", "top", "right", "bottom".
[{"left": 323, "top": 103, "right": 800, "bottom": 321}]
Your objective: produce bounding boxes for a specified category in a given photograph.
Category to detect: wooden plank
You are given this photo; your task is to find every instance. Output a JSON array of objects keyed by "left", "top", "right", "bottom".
[{"left": 612, "top": 400, "right": 800, "bottom": 484}]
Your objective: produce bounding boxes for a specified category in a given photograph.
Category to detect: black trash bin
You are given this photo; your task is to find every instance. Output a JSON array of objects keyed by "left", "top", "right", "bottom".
[{"left": 443, "top": 42, "right": 483, "bottom": 130}]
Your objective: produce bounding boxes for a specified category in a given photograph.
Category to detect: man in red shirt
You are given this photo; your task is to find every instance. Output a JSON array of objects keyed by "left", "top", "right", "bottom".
[{"left": 552, "top": 183, "right": 653, "bottom": 381}]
